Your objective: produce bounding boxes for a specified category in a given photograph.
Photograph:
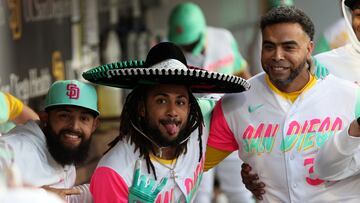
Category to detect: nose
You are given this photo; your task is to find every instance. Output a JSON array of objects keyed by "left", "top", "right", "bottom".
[
  {"left": 69, "top": 116, "right": 81, "bottom": 131},
  {"left": 272, "top": 47, "right": 285, "bottom": 61},
  {"left": 166, "top": 102, "right": 179, "bottom": 117}
]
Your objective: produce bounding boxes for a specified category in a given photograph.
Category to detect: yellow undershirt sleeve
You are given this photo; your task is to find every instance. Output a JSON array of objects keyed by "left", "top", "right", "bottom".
[
  {"left": 204, "top": 145, "right": 232, "bottom": 171},
  {"left": 5, "top": 93, "right": 24, "bottom": 120}
]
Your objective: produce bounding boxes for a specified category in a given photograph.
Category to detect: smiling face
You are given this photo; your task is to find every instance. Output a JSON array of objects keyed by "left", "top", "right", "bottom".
[
  {"left": 42, "top": 106, "right": 98, "bottom": 165},
  {"left": 261, "top": 22, "right": 314, "bottom": 92},
  {"left": 141, "top": 84, "right": 190, "bottom": 146}
]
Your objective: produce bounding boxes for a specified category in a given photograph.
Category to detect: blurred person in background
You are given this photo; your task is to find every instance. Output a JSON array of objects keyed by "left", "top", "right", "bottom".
[{"left": 168, "top": 2, "right": 251, "bottom": 79}]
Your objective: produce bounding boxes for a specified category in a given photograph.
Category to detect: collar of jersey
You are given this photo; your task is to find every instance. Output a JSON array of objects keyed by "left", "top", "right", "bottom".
[
  {"left": 149, "top": 153, "right": 177, "bottom": 165},
  {"left": 265, "top": 73, "right": 317, "bottom": 103}
]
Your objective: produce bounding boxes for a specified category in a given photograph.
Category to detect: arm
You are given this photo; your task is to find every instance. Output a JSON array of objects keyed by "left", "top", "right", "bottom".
[
  {"left": 314, "top": 87, "right": 360, "bottom": 180},
  {"left": 42, "top": 185, "right": 81, "bottom": 201},
  {"left": 90, "top": 166, "right": 129, "bottom": 203},
  {"left": 5, "top": 93, "right": 39, "bottom": 124},
  {"left": 204, "top": 146, "right": 231, "bottom": 171},
  {"left": 206, "top": 99, "right": 238, "bottom": 169},
  {"left": 314, "top": 120, "right": 360, "bottom": 181},
  {"left": 67, "top": 184, "right": 93, "bottom": 203}
]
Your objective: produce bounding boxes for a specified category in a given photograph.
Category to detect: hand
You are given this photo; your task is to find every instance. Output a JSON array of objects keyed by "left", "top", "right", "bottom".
[
  {"left": 312, "top": 56, "right": 329, "bottom": 79},
  {"left": 128, "top": 159, "right": 168, "bottom": 203},
  {"left": 348, "top": 118, "right": 360, "bottom": 137},
  {"left": 41, "top": 185, "right": 81, "bottom": 200},
  {"left": 241, "top": 163, "right": 265, "bottom": 201}
]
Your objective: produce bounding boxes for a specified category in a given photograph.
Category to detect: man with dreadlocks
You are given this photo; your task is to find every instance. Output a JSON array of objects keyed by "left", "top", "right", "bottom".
[{"left": 83, "top": 42, "right": 249, "bottom": 203}]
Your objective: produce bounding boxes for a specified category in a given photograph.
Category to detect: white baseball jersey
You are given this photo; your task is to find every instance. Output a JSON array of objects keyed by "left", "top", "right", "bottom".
[
  {"left": 0, "top": 121, "right": 92, "bottom": 203},
  {"left": 1, "top": 121, "right": 76, "bottom": 188},
  {"left": 90, "top": 99, "right": 214, "bottom": 203},
  {"left": 208, "top": 72, "right": 360, "bottom": 202},
  {"left": 315, "top": 44, "right": 360, "bottom": 83}
]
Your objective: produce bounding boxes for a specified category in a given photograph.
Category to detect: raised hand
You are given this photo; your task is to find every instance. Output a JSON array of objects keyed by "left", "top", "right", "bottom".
[
  {"left": 42, "top": 185, "right": 81, "bottom": 200},
  {"left": 347, "top": 117, "right": 360, "bottom": 137},
  {"left": 312, "top": 56, "right": 329, "bottom": 79},
  {"left": 128, "top": 159, "right": 168, "bottom": 203}
]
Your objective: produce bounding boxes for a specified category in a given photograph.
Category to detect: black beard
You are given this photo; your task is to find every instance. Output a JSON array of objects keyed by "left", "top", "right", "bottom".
[
  {"left": 43, "top": 124, "right": 91, "bottom": 166},
  {"left": 268, "top": 60, "right": 307, "bottom": 89},
  {"left": 142, "top": 118, "right": 188, "bottom": 147}
]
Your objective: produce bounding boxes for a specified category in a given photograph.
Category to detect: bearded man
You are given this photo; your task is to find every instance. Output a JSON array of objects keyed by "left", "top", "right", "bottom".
[{"left": 0, "top": 80, "right": 99, "bottom": 202}]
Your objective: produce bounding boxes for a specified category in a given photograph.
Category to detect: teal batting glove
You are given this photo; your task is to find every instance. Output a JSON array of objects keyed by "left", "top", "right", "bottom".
[
  {"left": 128, "top": 160, "right": 168, "bottom": 203},
  {"left": 312, "top": 56, "right": 329, "bottom": 79}
]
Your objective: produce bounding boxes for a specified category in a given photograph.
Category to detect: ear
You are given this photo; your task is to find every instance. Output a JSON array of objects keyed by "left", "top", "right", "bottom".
[
  {"left": 306, "top": 41, "right": 315, "bottom": 60},
  {"left": 39, "top": 111, "right": 48, "bottom": 123},
  {"left": 38, "top": 111, "right": 49, "bottom": 128},
  {"left": 91, "top": 117, "right": 100, "bottom": 133}
]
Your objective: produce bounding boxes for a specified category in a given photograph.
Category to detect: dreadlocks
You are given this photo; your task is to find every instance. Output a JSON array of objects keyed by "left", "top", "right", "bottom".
[{"left": 107, "top": 85, "right": 204, "bottom": 180}]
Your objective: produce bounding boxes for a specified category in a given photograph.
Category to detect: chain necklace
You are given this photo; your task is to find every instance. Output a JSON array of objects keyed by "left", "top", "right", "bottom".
[{"left": 151, "top": 155, "right": 178, "bottom": 179}]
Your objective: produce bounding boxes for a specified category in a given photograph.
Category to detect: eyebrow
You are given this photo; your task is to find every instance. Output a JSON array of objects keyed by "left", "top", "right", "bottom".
[
  {"left": 263, "top": 40, "right": 299, "bottom": 46},
  {"left": 154, "top": 93, "right": 188, "bottom": 99}
]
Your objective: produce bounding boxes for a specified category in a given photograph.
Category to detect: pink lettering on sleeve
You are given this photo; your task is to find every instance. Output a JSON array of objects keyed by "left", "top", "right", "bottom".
[
  {"left": 207, "top": 99, "right": 239, "bottom": 151},
  {"left": 90, "top": 166, "right": 129, "bottom": 203}
]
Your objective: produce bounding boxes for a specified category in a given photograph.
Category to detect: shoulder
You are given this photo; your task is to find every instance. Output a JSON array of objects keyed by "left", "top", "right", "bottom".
[
  {"left": 222, "top": 73, "right": 265, "bottom": 100},
  {"left": 2, "top": 121, "right": 43, "bottom": 144},
  {"left": 324, "top": 74, "right": 359, "bottom": 92},
  {"left": 97, "top": 140, "right": 138, "bottom": 181},
  {"left": 315, "top": 45, "right": 349, "bottom": 60},
  {"left": 91, "top": 166, "right": 129, "bottom": 202}
]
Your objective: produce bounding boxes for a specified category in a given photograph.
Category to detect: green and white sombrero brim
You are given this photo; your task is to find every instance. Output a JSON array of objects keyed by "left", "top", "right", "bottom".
[{"left": 82, "top": 59, "right": 250, "bottom": 93}]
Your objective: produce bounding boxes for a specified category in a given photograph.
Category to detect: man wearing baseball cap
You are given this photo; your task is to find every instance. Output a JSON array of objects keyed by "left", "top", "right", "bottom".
[
  {"left": 168, "top": 2, "right": 251, "bottom": 79},
  {"left": 0, "top": 80, "right": 99, "bottom": 202}
]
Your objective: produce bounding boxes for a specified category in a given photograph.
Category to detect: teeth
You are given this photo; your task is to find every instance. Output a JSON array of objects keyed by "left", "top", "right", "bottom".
[
  {"left": 273, "top": 66, "right": 285, "bottom": 70},
  {"left": 65, "top": 134, "right": 80, "bottom": 138}
]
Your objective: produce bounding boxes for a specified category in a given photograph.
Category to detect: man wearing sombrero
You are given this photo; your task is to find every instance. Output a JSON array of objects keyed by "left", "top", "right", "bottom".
[{"left": 84, "top": 42, "right": 249, "bottom": 202}]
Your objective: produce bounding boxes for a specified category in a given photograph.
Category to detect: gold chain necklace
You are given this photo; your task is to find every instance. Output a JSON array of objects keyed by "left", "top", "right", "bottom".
[{"left": 151, "top": 155, "right": 178, "bottom": 179}]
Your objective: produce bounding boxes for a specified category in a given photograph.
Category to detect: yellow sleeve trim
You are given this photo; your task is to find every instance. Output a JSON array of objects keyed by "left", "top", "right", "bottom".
[
  {"left": 204, "top": 146, "right": 232, "bottom": 171},
  {"left": 5, "top": 93, "right": 24, "bottom": 120}
]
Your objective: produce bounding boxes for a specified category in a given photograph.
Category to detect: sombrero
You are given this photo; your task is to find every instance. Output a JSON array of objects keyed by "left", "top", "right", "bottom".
[{"left": 82, "top": 42, "right": 250, "bottom": 93}]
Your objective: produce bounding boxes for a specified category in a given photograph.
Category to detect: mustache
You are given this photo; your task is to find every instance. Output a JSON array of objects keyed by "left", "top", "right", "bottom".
[
  {"left": 160, "top": 118, "right": 181, "bottom": 125},
  {"left": 59, "top": 129, "right": 84, "bottom": 138},
  {"left": 269, "top": 61, "right": 290, "bottom": 67}
]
